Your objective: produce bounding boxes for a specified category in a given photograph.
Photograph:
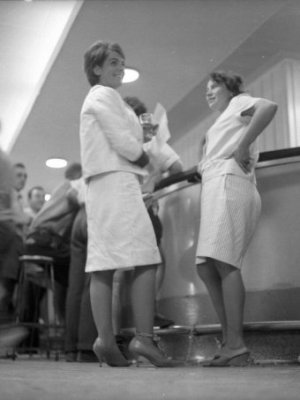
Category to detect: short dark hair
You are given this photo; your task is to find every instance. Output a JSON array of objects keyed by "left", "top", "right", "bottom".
[
  {"left": 64, "top": 162, "right": 82, "bottom": 180},
  {"left": 84, "top": 41, "right": 125, "bottom": 86},
  {"left": 209, "top": 71, "right": 244, "bottom": 97},
  {"left": 13, "top": 162, "right": 26, "bottom": 169},
  {"left": 27, "top": 186, "right": 45, "bottom": 200},
  {"left": 124, "top": 96, "right": 147, "bottom": 117}
]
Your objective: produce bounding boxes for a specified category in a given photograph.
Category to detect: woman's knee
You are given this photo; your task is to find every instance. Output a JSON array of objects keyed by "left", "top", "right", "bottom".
[
  {"left": 90, "top": 270, "right": 114, "bottom": 285},
  {"left": 215, "top": 261, "right": 238, "bottom": 279},
  {"left": 196, "top": 260, "right": 217, "bottom": 282}
]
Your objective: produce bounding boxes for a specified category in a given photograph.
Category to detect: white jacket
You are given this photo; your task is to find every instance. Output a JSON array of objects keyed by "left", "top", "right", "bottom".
[{"left": 80, "top": 85, "right": 146, "bottom": 180}]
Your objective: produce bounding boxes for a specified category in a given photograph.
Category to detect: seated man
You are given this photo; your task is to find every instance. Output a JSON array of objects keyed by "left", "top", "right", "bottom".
[
  {"left": 24, "top": 186, "right": 46, "bottom": 223},
  {"left": 18, "top": 163, "right": 82, "bottom": 350},
  {"left": 0, "top": 162, "right": 30, "bottom": 323},
  {"left": 0, "top": 150, "right": 28, "bottom": 357},
  {"left": 64, "top": 205, "right": 98, "bottom": 362}
]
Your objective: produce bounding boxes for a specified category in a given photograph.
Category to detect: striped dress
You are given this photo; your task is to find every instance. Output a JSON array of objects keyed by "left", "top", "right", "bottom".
[{"left": 195, "top": 94, "right": 262, "bottom": 269}]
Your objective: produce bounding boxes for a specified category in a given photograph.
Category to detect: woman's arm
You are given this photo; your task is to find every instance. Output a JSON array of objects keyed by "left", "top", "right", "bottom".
[
  {"left": 198, "top": 134, "right": 206, "bottom": 162},
  {"left": 233, "top": 98, "right": 278, "bottom": 172},
  {"left": 168, "top": 159, "right": 184, "bottom": 175},
  {"left": 92, "top": 87, "right": 147, "bottom": 164}
]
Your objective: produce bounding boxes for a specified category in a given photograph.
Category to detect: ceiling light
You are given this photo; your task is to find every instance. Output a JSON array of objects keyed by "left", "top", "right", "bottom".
[
  {"left": 46, "top": 158, "right": 67, "bottom": 168},
  {"left": 123, "top": 68, "right": 139, "bottom": 83}
]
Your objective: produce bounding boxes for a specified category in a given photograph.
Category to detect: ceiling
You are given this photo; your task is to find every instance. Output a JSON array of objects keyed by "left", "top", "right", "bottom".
[{"left": 1, "top": 0, "right": 299, "bottom": 196}]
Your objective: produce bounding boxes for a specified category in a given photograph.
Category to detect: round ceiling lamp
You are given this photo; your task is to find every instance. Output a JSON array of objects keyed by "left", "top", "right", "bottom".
[
  {"left": 123, "top": 67, "right": 139, "bottom": 83},
  {"left": 46, "top": 158, "right": 67, "bottom": 168}
]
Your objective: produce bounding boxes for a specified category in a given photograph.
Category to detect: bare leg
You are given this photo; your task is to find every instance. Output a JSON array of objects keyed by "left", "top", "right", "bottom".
[
  {"left": 90, "top": 270, "right": 115, "bottom": 345},
  {"left": 129, "top": 264, "right": 181, "bottom": 366},
  {"left": 215, "top": 261, "right": 246, "bottom": 351},
  {"left": 197, "top": 260, "right": 227, "bottom": 344},
  {"left": 90, "top": 270, "right": 129, "bottom": 366},
  {"left": 131, "top": 265, "right": 157, "bottom": 334}
]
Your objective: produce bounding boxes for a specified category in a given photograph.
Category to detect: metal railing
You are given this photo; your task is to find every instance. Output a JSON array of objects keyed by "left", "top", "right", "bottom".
[{"left": 154, "top": 146, "right": 300, "bottom": 196}]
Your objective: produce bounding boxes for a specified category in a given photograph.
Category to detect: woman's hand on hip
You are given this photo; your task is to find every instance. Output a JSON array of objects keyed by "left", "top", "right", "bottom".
[{"left": 227, "top": 146, "right": 251, "bottom": 173}]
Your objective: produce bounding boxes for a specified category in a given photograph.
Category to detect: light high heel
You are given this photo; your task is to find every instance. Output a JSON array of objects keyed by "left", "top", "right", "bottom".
[
  {"left": 202, "top": 347, "right": 252, "bottom": 367},
  {"left": 93, "top": 338, "right": 131, "bottom": 367},
  {"left": 201, "top": 340, "right": 226, "bottom": 366},
  {"left": 128, "top": 332, "right": 183, "bottom": 368}
]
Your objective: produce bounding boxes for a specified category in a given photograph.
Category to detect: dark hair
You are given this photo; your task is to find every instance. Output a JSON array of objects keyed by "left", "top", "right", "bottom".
[
  {"left": 84, "top": 41, "right": 125, "bottom": 86},
  {"left": 13, "top": 162, "right": 26, "bottom": 169},
  {"left": 209, "top": 71, "right": 244, "bottom": 96},
  {"left": 64, "top": 162, "right": 82, "bottom": 180},
  {"left": 124, "top": 96, "right": 147, "bottom": 116},
  {"left": 27, "top": 186, "right": 45, "bottom": 200}
]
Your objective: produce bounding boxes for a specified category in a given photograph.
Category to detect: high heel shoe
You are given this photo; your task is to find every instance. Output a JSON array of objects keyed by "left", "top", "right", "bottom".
[
  {"left": 128, "top": 332, "right": 183, "bottom": 368},
  {"left": 202, "top": 347, "right": 252, "bottom": 367},
  {"left": 93, "top": 338, "right": 131, "bottom": 367},
  {"left": 201, "top": 340, "right": 225, "bottom": 366}
]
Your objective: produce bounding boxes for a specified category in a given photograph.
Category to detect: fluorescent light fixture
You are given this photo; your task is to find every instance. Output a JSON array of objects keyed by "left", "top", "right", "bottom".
[
  {"left": 46, "top": 158, "right": 67, "bottom": 168},
  {"left": 123, "top": 68, "right": 139, "bottom": 83},
  {"left": 0, "top": 1, "right": 83, "bottom": 152}
]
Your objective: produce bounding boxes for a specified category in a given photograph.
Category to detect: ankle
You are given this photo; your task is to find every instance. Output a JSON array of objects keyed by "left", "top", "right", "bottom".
[
  {"left": 135, "top": 332, "right": 159, "bottom": 343},
  {"left": 226, "top": 337, "right": 245, "bottom": 349},
  {"left": 95, "top": 336, "right": 116, "bottom": 347},
  {"left": 136, "top": 331, "right": 153, "bottom": 337}
]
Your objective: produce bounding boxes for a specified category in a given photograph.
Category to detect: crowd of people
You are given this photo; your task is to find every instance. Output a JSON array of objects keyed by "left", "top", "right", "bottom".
[{"left": 0, "top": 39, "right": 278, "bottom": 368}]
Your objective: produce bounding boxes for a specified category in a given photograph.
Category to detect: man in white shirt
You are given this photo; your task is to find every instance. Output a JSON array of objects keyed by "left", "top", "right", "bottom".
[
  {"left": 0, "top": 155, "right": 28, "bottom": 356},
  {"left": 24, "top": 186, "right": 46, "bottom": 222},
  {"left": 0, "top": 163, "right": 30, "bottom": 322}
]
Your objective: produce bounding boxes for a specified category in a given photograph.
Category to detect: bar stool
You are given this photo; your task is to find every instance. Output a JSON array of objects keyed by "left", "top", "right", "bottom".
[{"left": 16, "top": 255, "right": 63, "bottom": 360}]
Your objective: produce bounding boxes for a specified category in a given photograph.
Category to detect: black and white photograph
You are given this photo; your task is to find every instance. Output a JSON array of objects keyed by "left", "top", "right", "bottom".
[{"left": 0, "top": 1, "right": 300, "bottom": 399}]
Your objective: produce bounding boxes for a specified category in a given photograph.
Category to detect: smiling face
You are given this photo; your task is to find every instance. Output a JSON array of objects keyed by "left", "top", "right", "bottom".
[
  {"left": 206, "top": 79, "right": 233, "bottom": 113},
  {"left": 94, "top": 50, "right": 125, "bottom": 89}
]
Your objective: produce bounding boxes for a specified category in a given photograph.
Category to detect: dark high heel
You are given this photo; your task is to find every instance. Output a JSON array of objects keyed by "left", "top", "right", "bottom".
[
  {"left": 128, "top": 332, "right": 183, "bottom": 368},
  {"left": 93, "top": 338, "right": 131, "bottom": 367}
]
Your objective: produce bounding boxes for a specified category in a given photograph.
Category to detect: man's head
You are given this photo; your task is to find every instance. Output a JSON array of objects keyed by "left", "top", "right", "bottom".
[
  {"left": 64, "top": 162, "right": 82, "bottom": 181},
  {"left": 13, "top": 163, "right": 27, "bottom": 192},
  {"left": 27, "top": 186, "right": 46, "bottom": 214},
  {"left": 123, "top": 96, "right": 147, "bottom": 117}
]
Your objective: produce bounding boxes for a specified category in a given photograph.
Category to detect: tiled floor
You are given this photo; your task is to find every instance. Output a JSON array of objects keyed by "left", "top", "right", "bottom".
[{"left": 0, "top": 356, "right": 300, "bottom": 400}]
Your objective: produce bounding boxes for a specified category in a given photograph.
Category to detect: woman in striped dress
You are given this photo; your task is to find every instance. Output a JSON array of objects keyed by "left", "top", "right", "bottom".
[{"left": 196, "top": 71, "right": 277, "bottom": 366}]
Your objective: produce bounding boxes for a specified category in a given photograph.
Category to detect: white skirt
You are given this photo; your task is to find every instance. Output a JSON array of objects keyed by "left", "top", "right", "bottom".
[
  {"left": 196, "top": 174, "right": 261, "bottom": 269},
  {"left": 85, "top": 171, "right": 161, "bottom": 272}
]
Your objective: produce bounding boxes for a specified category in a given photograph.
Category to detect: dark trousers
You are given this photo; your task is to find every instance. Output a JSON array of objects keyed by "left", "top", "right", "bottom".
[
  {"left": 0, "top": 222, "right": 20, "bottom": 324},
  {"left": 17, "top": 237, "right": 70, "bottom": 349},
  {"left": 64, "top": 207, "right": 97, "bottom": 353}
]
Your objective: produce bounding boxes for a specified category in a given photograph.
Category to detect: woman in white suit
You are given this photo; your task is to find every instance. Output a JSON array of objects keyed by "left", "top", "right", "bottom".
[{"left": 80, "top": 40, "right": 179, "bottom": 367}]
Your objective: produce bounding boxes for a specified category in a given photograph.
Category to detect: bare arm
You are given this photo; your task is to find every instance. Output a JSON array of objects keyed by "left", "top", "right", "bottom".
[
  {"left": 168, "top": 159, "right": 184, "bottom": 175},
  {"left": 198, "top": 135, "right": 206, "bottom": 162},
  {"left": 232, "top": 98, "right": 278, "bottom": 172}
]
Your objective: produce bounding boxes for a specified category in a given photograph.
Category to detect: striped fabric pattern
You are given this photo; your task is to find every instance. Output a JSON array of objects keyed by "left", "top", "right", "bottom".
[{"left": 196, "top": 174, "right": 261, "bottom": 269}]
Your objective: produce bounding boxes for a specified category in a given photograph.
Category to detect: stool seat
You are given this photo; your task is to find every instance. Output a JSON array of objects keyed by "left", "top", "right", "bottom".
[
  {"left": 19, "top": 255, "right": 54, "bottom": 263},
  {"left": 16, "top": 254, "right": 63, "bottom": 360}
]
